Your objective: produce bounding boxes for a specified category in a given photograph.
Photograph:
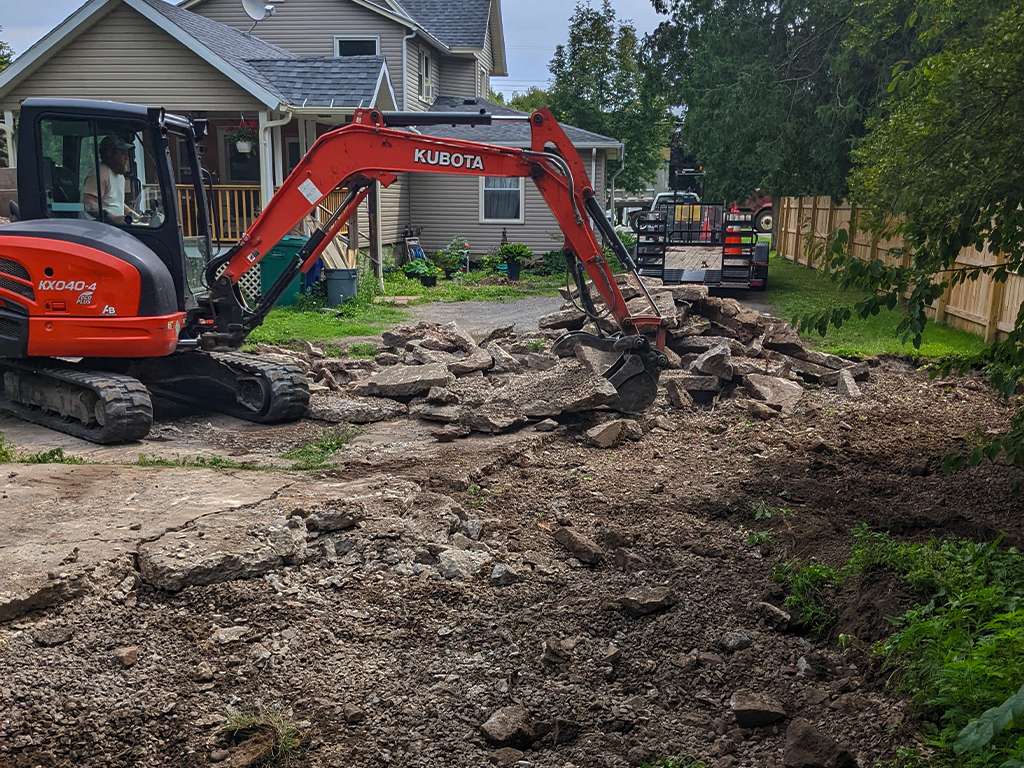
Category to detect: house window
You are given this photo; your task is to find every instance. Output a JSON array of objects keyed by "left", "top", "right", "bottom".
[
  {"left": 418, "top": 50, "right": 432, "bottom": 100},
  {"left": 335, "top": 36, "right": 379, "bottom": 57},
  {"left": 478, "top": 65, "right": 488, "bottom": 97},
  {"left": 480, "top": 177, "right": 524, "bottom": 223},
  {"left": 219, "top": 128, "right": 259, "bottom": 184}
]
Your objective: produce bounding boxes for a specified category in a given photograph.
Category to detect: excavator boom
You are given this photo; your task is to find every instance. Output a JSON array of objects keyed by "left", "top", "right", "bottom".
[{"left": 203, "top": 107, "right": 666, "bottom": 411}]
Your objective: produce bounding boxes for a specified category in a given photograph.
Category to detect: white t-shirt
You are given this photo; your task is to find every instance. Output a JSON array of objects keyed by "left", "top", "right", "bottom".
[{"left": 82, "top": 164, "right": 126, "bottom": 219}]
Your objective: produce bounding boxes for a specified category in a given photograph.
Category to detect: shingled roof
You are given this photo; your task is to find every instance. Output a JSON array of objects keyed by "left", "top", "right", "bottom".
[
  {"left": 393, "top": 0, "right": 492, "bottom": 48},
  {"left": 418, "top": 97, "right": 622, "bottom": 149},
  {"left": 247, "top": 56, "right": 390, "bottom": 108}
]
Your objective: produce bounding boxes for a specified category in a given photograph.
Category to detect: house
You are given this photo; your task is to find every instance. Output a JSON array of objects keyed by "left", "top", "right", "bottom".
[{"left": 0, "top": 0, "right": 623, "bottom": 258}]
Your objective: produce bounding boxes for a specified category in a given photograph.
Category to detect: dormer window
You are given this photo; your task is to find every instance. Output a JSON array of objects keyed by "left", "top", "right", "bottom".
[{"left": 335, "top": 36, "right": 379, "bottom": 57}]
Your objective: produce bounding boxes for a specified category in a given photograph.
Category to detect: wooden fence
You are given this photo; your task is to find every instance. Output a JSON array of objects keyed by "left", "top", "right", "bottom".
[{"left": 777, "top": 196, "right": 1024, "bottom": 342}]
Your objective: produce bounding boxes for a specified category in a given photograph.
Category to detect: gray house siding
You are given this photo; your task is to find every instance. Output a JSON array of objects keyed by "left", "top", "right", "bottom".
[
  {"left": 0, "top": 3, "right": 265, "bottom": 112},
  {"left": 404, "top": 38, "right": 440, "bottom": 112},
  {"left": 409, "top": 153, "right": 608, "bottom": 256},
  {"left": 438, "top": 56, "right": 477, "bottom": 99},
  {"left": 477, "top": 22, "right": 493, "bottom": 95},
  {"left": 193, "top": 0, "right": 409, "bottom": 107},
  {"left": 372, "top": 173, "right": 410, "bottom": 245}
]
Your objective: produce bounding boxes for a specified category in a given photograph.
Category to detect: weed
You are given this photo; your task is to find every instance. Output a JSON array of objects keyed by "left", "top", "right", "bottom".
[
  {"left": 750, "top": 499, "right": 789, "bottom": 521},
  {"left": 134, "top": 454, "right": 263, "bottom": 471},
  {"left": 346, "top": 342, "right": 378, "bottom": 358},
  {"left": 283, "top": 428, "right": 360, "bottom": 469},
  {"left": 526, "top": 338, "right": 547, "bottom": 353},
  {"left": 0, "top": 434, "right": 14, "bottom": 463},
  {"left": 746, "top": 531, "right": 773, "bottom": 548},
  {"left": 774, "top": 526, "right": 1024, "bottom": 767},
  {"left": 220, "top": 709, "right": 302, "bottom": 763},
  {"left": 20, "top": 448, "right": 86, "bottom": 465},
  {"left": 641, "top": 758, "right": 709, "bottom": 768},
  {"left": 772, "top": 560, "right": 841, "bottom": 635}
]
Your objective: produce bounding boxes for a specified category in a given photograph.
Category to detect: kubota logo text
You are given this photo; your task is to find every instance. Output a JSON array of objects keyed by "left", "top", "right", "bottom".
[{"left": 414, "top": 148, "right": 484, "bottom": 171}]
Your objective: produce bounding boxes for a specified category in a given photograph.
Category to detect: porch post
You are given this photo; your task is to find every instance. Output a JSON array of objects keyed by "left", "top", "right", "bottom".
[
  {"left": 272, "top": 123, "right": 284, "bottom": 189},
  {"left": 2, "top": 111, "right": 16, "bottom": 169},
  {"left": 257, "top": 111, "right": 273, "bottom": 208}
]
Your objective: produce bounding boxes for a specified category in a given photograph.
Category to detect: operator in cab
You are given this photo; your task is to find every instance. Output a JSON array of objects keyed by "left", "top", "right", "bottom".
[{"left": 82, "top": 135, "right": 143, "bottom": 225}]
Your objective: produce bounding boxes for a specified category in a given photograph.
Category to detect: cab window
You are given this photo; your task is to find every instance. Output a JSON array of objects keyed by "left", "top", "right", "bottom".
[{"left": 39, "top": 116, "right": 167, "bottom": 229}]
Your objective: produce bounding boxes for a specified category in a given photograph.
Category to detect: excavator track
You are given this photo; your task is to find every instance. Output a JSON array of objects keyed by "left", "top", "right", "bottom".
[
  {"left": 129, "top": 350, "right": 310, "bottom": 424},
  {"left": 0, "top": 360, "right": 153, "bottom": 444}
]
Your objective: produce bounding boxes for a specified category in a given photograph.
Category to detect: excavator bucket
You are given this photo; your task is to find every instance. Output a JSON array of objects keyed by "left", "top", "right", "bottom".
[{"left": 552, "top": 331, "right": 667, "bottom": 414}]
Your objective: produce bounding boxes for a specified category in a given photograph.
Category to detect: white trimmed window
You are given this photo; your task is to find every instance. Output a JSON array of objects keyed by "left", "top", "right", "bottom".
[
  {"left": 418, "top": 50, "right": 433, "bottom": 100},
  {"left": 480, "top": 177, "right": 524, "bottom": 224},
  {"left": 335, "top": 36, "right": 379, "bottom": 57}
]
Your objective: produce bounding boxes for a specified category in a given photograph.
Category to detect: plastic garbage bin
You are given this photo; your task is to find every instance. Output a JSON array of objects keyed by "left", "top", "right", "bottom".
[
  {"left": 260, "top": 235, "right": 306, "bottom": 306},
  {"left": 325, "top": 268, "right": 358, "bottom": 306}
]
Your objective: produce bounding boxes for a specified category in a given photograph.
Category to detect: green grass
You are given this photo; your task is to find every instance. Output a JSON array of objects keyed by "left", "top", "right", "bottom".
[
  {"left": 0, "top": 436, "right": 86, "bottom": 466},
  {"left": 774, "top": 527, "right": 1024, "bottom": 767},
  {"left": 133, "top": 454, "right": 265, "bottom": 470},
  {"left": 248, "top": 303, "right": 405, "bottom": 345},
  {"left": 220, "top": 709, "right": 303, "bottom": 764},
  {"left": 764, "top": 255, "right": 987, "bottom": 359},
  {"left": 383, "top": 269, "right": 564, "bottom": 304},
  {"left": 0, "top": 434, "right": 14, "bottom": 463},
  {"left": 283, "top": 427, "right": 361, "bottom": 469},
  {"left": 346, "top": 342, "right": 379, "bottom": 358}
]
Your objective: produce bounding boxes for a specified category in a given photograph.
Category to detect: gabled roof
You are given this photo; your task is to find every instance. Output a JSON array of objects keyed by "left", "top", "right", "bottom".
[
  {"left": 248, "top": 56, "right": 396, "bottom": 109},
  {"left": 420, "top": 97, "right": 623, "bottom": 150},
  {"left": 0, "top": 0, "right": 396, "bottom": 112},
  {"left": 391, "top": 0, "right": 490, "bottom": 48}
]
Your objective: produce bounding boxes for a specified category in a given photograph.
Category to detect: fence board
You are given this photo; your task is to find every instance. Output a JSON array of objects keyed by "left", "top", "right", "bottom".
[{"left": 776, "top": 195, "right": 1021, "bottom": 340}]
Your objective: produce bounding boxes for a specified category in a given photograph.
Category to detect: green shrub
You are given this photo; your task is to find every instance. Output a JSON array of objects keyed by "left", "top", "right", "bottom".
[
  {"left": 403, "top": 258, "right": 440, "bottom": 279},
  {"left": 494, "top": 242, "right": 532, "bottom": 267},
  {"left": 434, "top": 236, "right": 470, "bottom": 275},
  {"left": 772, "top": 560, "right": 841, "bottom": 635},
  {"left": 535, "top": 249, "right": 567, "bottom": 276}
]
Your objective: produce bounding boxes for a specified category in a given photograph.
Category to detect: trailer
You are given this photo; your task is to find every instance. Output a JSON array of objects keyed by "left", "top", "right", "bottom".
[{"left": 633, "top": 198, "right": 769, "bottom": 290}]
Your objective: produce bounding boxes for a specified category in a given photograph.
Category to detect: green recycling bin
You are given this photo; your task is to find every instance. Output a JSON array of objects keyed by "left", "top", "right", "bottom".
[{"left": 259, "top": 235, "right": 306, "bottom": 306}]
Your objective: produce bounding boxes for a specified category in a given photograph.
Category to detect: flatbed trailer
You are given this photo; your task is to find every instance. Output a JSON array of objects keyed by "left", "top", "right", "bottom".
[{"left": 633, "top": 202, "right": 769, "bottom": 290}]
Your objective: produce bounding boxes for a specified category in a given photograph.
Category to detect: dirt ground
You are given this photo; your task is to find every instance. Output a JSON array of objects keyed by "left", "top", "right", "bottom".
[{"left": 0, "top": 356, "right": 1019, "bottom": 768}]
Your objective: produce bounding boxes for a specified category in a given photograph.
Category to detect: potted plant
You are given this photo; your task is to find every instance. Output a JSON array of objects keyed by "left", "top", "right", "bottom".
[
  {"left": 227, "top": 123, "right": 258, "bottom": 155},
  {"left": 434, "top": 236, "right": 471, "bottom": 278},
  {"left": 403, "top": 258, "right": 441, "bottom": 287},
  {"left": 496, "top": 242, "right": 532, "bottom": 282}
]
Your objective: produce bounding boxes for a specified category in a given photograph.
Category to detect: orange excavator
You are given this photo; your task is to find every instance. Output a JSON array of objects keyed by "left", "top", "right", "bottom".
[{"left": 0, "top": 99, "right": 666, "bottom": 443}]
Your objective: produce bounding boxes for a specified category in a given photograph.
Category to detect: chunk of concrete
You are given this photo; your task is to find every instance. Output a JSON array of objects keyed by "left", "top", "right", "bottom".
[
  {"left": 730, "top": 690, "right": 787, "bottom": 728},
  {"left": 836, "top": 369, "right": 862, "bottom": 398},
  {"left": 553, "top": 527, "right": 604, "bottom": 564},
  {"left": 354, "top": 363, "right": 451, "bottom": 398},
  {"left": 538, "top": 307, "right": 587, "bottom": 331},
  {"left": 587, "top": 420, "right": 628, "bottom": 449},
  {"left": 745, "top": 373, "right": 804, "bottom": 414},
  {"left": 308, "top": 394, "right": 408, "bottom": 424},
  {"left": 691, "top": 343, "right": 734, "bottom": 380},
  {"left": 481, "top": 705, "right": 535, "bottom": 747}
]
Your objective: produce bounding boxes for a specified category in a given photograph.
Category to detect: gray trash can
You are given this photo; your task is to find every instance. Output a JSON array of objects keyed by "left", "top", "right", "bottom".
[{"left": 324, "top": 268, "right": 358, "bottom": 306}]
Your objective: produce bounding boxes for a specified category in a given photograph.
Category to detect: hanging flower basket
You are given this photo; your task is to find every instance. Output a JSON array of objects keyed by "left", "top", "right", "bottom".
[{"left": 226, "top": 121, "right": 258, "bottom": 155}]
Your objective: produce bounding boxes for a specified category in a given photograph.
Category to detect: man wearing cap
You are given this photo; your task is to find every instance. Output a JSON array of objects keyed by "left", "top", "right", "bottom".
[{"left": 82, "top": 135, "right": 143, "bottom": 225}]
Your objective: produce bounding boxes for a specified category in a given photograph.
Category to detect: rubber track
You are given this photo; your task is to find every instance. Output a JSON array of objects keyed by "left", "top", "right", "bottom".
[
  {"left": 0, "top": 360, "right": 153, "bottom": 444},
  {"left": 144, "top": 351, "right": 309, "bottom": 424}
]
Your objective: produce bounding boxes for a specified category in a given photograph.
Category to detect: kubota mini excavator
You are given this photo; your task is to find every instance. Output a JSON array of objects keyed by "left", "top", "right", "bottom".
[{"left": 0, "top": 99, "right": 666, "bottom": 443}]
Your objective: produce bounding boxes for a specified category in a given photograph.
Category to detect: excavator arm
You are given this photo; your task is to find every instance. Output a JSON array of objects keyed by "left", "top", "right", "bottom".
[{"left": 201, "top": 107, "right": 666, "bottom": 411}]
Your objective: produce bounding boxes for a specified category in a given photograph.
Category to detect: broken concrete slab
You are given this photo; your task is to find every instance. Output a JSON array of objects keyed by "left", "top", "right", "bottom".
[
  {"left": 587, "top": 420, "right": 628, "bottom": 448},
  {"left": 308, "top": 394, "right": 408, "bottom": 424},
  {"left": 137, "top": 510, "right": 308, "bottom": 592},
  {"left": 836, "top": 369, "right": 862, "bottom": 398},
  {"left": 354, "top": 363, "right": 452, "bottom": 398},
  {"left": 538, "top": 308, "right": 587, "bottom": 331},
  {"left": 745, "top": 374, "right": 804, "bottom": 414},
  {"left": 297, "top": 477, "right": 421, "bottom": 533},
  {"left": 691, "top": 343, "right": 734, "bottom": 380},
  {"left": 730, "top": 690, "right": 787, "bottom": 728}
]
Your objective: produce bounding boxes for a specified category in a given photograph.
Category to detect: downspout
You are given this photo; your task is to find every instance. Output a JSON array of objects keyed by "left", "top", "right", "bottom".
[
  {"left": 402, "top": 30, "right": 418, "bottom": 110},
  {"left": 259, "top": 109, "right": 293, "bottom": 205}
]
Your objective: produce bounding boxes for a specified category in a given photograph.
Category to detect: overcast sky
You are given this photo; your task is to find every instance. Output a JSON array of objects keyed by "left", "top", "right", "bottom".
[{"left": 1, "top": 0, "right": 666, "bottom": 97}]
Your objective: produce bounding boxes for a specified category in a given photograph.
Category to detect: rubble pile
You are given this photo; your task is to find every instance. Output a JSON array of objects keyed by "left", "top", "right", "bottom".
[{"left": 253, "top": 274, "right": 870, "bottom": 437}]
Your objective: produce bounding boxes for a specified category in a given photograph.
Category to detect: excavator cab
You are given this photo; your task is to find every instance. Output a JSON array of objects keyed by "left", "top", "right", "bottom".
[{"left": 14, "top": 98, "right": 213, "bottom": 313}]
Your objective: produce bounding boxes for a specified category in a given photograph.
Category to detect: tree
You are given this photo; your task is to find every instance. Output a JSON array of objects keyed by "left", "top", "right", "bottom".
[
  {"left": 648, "top": 0, "right": 891, "bottom": 201},
  {"left": 506, "top": 87, "right": 550, "bottom": 114},
  {"left": 810, "top": 0, "right": 1024, "bottom": 466},
  {"left": 547, "top": 1, "right": 671, "bottom": 193}
]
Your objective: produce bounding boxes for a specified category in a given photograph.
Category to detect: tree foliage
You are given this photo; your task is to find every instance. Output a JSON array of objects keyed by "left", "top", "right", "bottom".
[
  {"left": 547, "top": 1, "right": 672, "bottom": 193},
  {"left": 505, "top": 87, "right": 551, "bottom": 114},
  {"left": 0, "top": 27, "right": 11, "bottom": 167}
]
